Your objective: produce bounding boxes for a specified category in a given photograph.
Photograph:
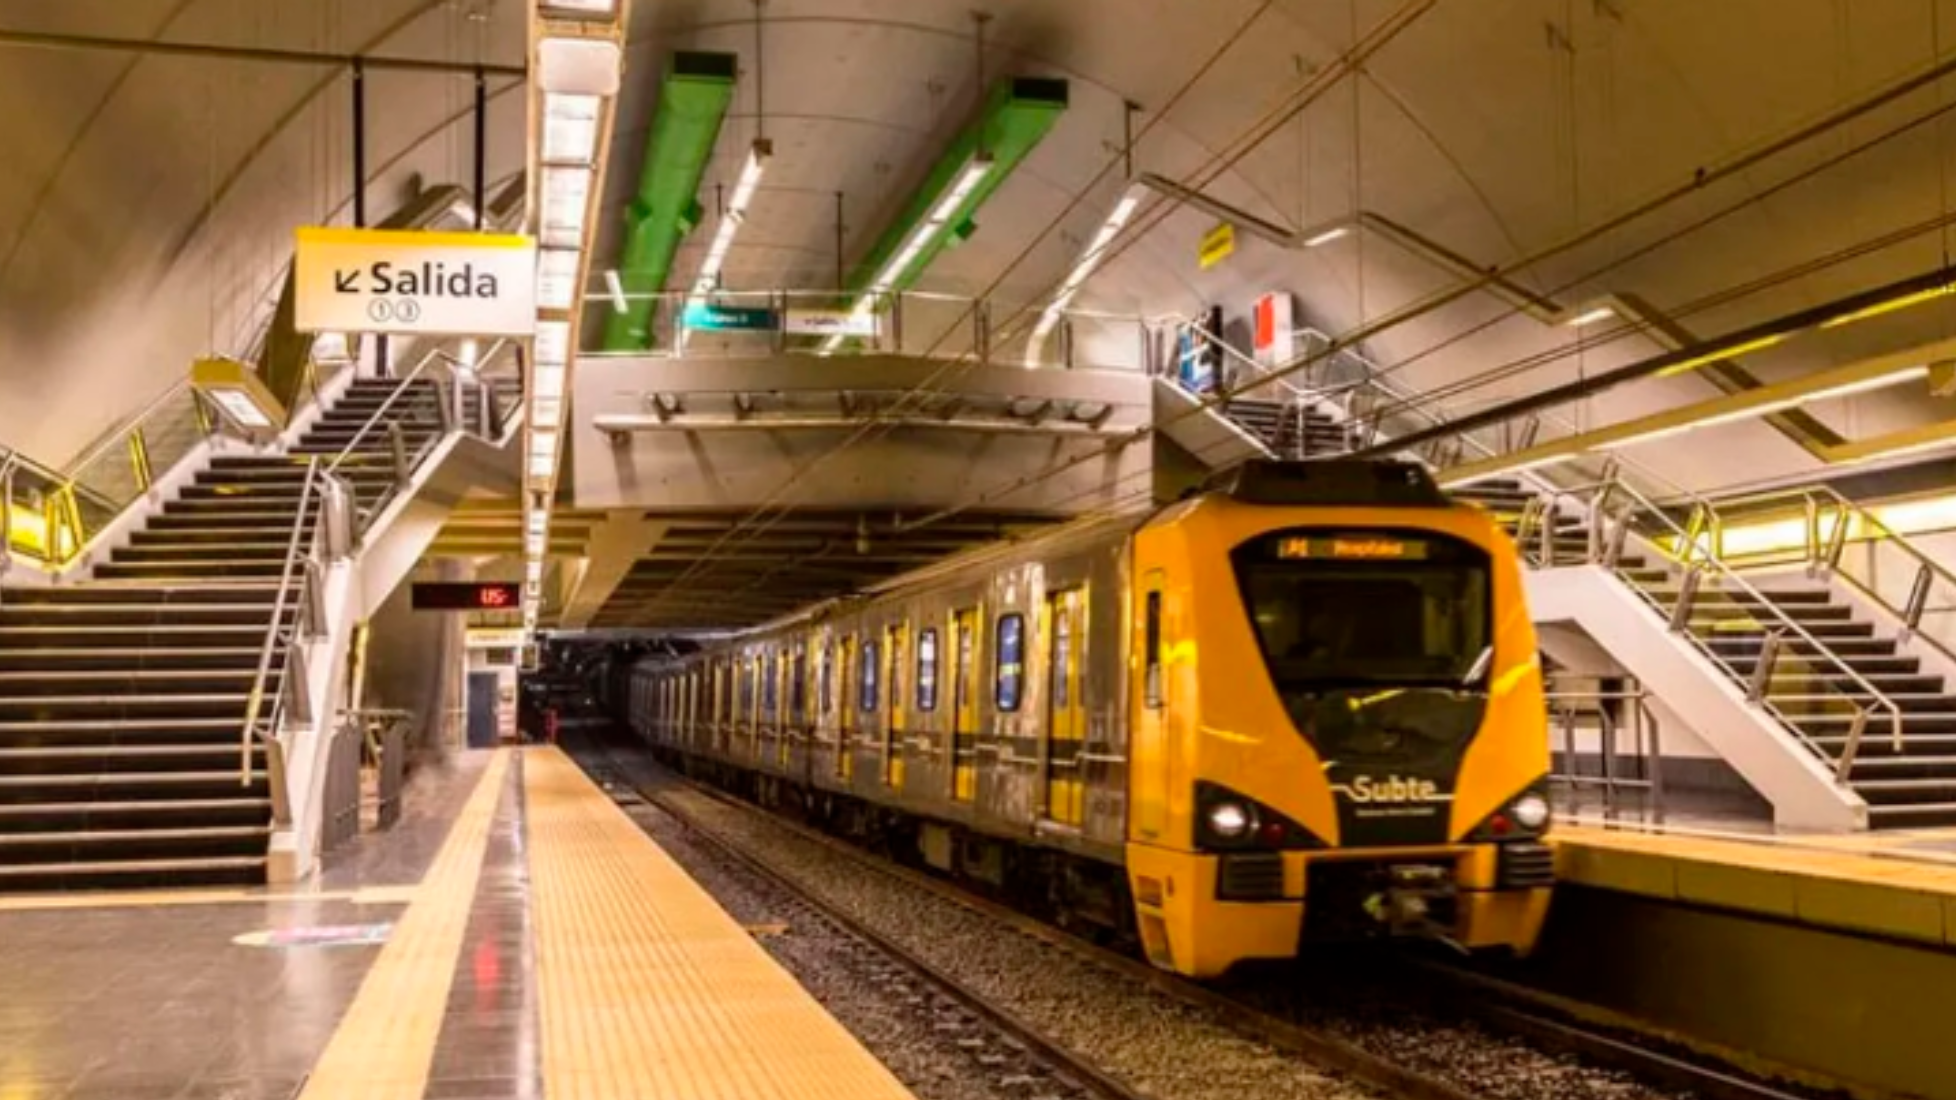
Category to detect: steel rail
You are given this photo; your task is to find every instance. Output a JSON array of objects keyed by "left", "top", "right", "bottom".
[
  {"left": 593, "top": 732, "right": 1831, "bottom": 1100},
  {"left": 575, "top": 747, "right": 1156, "bottom": 1100},
  {"left": 578, "top": 735, "right": 1492, "bottom": 1100}
]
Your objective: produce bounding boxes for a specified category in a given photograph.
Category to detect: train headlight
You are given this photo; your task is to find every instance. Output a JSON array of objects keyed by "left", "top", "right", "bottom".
[
  {"left": 1509, "top": 793, "right": 1550, "bottom": 830},
  {"left": 1207, "top": 801, "right": 1253, "bottom": 838}
]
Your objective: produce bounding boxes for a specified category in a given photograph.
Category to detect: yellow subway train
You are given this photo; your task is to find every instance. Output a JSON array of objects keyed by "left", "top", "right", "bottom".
[{"left": 625, "top": 460, "right": 1553, "bottom": 978}]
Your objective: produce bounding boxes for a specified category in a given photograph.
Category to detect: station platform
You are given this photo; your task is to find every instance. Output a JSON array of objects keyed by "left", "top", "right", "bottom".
[
  {"left": 1553, "top": 821, "right": 1956, "bottom": 946},
  {"left": 0, "top": 747, "right": 915, "bottom": 1100}
]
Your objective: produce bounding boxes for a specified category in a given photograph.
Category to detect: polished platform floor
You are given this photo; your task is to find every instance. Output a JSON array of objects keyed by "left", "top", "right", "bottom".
[{"left": 0, "top": 747, "right": 916, "bottom": 1100}]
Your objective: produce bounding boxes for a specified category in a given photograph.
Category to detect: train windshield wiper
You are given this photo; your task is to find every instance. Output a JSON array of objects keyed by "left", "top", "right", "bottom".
[{"left": 1460, "top": 647, "right": 1493, "bottom": 690}]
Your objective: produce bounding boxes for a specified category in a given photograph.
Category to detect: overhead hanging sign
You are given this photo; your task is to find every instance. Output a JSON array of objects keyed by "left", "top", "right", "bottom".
[
  {"left": 1198, "top": 222, "right": 1236, "bottom": 270},
  {"left": 784, "top": 307, "right": 877, "bottom": 338},
  {"left": 294, "top": 227, "right": 538, "bottom": 337},
  {"left": 681, "top": 302, "right": 777, "bottom": 332}
]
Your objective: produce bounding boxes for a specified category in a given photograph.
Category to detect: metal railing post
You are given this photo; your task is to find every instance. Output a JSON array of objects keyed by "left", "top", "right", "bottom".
[
  {"left": 476, "top": 382, "right": 495, "bottom": 438},
  {"left": 304, "top": 558, "right": 327, "bottom": 638},
  {"left": 0, "top": 460, "right": 13, "bottom": 576},
  {"left": 1746, "top": 629, "right": 1784, "bottom": 703},
  {"left": 974, "top": 298, "right": 992, "bottom": 366},
  {"left": 1803, "top": 495, "right": 1822, "bottom": 575},
  {"left": 265, "top": 737, "right": 292, "bottom": 827},
  {"left": 1538, "top": 504, "right": 1556, "bottom": 567},
  {"left": 435, "top": 378, "right": 457, "bottom": 433},
  {"left": 1603, "top": 508, "right": 1631, "bottom": 571},
  {"left": 1903, "top": 563, "right": 1932, "bottom": 638},
  {"left": 1822, "top": 504, "right": 1850, "bottom": 575},
  {"left": 1668, "top": 566, "right": 1703, "bottom": 633},
  {"left": 1059, "top": 316, "right": 1076, "bottom": 370},
  {"left": 1835, "top": 707, "right": 1868, "bottom": 782},
  {"left": 388, "top": 421, "right": 410, "bottom": 487}
]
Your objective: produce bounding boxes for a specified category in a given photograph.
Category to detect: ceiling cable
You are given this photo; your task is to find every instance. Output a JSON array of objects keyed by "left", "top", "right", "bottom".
[{"left": 619, "top": 0, "right": 1294, "bottom": 620}]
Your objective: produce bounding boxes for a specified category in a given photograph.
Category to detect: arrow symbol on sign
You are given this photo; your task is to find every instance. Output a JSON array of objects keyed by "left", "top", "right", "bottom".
[{"left": 333, "top": 270, "right": 360, "bottom": 293}]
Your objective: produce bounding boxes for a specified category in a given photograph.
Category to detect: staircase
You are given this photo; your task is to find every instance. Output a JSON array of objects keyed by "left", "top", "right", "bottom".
[
  {"left": 1455, "top": 478, "right": 1956, "bottom": 828},
  {"left": 0, "top": 376, "right": 458, "bottom": 890},
  {"left": 1220, "top": 399, "right": 1352, "bottom": 459}
]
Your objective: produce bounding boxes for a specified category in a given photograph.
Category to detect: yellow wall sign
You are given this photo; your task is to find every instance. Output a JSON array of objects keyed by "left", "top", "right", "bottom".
[{"left": 1199, "top": 222, "right": 1236, "bottom": 269}]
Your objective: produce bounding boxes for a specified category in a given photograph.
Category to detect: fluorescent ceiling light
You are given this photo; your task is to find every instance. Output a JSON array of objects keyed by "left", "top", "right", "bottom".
[
  {"left": 457, "top": 338, "right": 479, "bottom": 370},
  {"left": 604, "top": 270, "right": 628, "bottom": 314},
  {"left": 1564, "top": 305, "right": 1617, "bottom": 328},
  {"left": 866, "top": 155, "right": 993, "bottom": 294},
  {"left": 540, "top": 166, "right": 592, "bottom": 248},
  {"left": 535, "top": 320, "right": 571, "bottom": 366},
  {"left": 542, "top": 0, "right": 618, "bottom": 15},
  {"left": 1596, "top": 365, "right": 1929, "bottom": 452},
  {"left": 686, "top": 142, "right": 772, "bottom": 309},
  {"left": 537, "top": 38, "right": 623, "bottom": 96},
  {"left": 534, "top": 361, "right": 566, "bottom": 402},
  {"left": 1303, "top": 225, "right": 1350, "bottom": 248},
  {"left": 542, "top": 93, "right": 602, "bottom": 165},
  {"left": 537, "top": 248, "right": 581, "bottom": 310},
  {"left": 533, "top": 395, "right": 564, "bottom": 431}
]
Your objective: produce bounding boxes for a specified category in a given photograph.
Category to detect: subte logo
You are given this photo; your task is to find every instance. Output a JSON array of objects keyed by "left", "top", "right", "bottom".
[{"left": 1329, "top": 775, "right": 1453, "bottom": 804}]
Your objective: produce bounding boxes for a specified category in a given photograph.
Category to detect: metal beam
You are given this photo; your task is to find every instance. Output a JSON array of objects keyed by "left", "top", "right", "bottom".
[{"left": 0, "top": 28, "right": 526, "bottom": 75}]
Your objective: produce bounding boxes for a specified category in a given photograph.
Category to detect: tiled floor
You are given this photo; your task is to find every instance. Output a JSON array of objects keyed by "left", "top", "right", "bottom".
[{"left": 0, "top": 754, "right": 493, "bottom": 1100}]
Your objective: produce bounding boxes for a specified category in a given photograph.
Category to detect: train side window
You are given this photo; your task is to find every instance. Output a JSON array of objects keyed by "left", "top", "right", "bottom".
[
  {"left": 861, "top": 639, "right": 880, "bottom": 713},
  {"left": 819, "top": 644, "right": 833, "bottom": 715},
  {"left": 790, "top": 647, "right": 807, "bottom": 724},
  {"left": 916, "top": 628, "right": 940, "bottom": 712},
  {"left": 1144, "top": 590, "right": 1163, "bottom": 709},
  {"left": 996, "top": 613, "right": 1026, "bottom": 712},
  {"left": 763, "top": 653, "right": 778, "bottom": 714}
]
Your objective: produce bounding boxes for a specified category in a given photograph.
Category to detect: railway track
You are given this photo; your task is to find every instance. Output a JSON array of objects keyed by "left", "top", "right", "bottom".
[
  {"left": 576, "top": 748, "right": 1155, "bottom": 1100},
  {"left": 577, "top": 734, "right": 1817, "bottom": 1100}
]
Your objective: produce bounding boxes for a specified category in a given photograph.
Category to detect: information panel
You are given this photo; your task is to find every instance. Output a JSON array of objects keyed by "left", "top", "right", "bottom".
[
  {"left": 295, "top": 227, "right": 537, "bottom": 337},
  {"left": 412, "top": 582, "right": 522, "bottom": 612}
]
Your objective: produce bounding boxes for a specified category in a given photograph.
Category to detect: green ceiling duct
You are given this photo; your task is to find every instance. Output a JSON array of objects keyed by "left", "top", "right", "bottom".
[
  {"left": 845, "top": 76, "right": 1069, "bottom": 296},
  {"left": 601, "top": 51, "right": 738, "bottom": 351}
]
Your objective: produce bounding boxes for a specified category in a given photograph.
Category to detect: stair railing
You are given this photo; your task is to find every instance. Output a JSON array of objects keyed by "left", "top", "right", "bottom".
[
  {"left": 1533, "top": 475, "right": 1906, "bottom": 780},
  {"left": 326, "top": 338, "right": 518, "bottom": 533},
  {"left": 240, "top": 457, "right": 355, "bottom": 824},
  {"left": 1692, "top": 483, "right": 1956, "bottom": 672}
]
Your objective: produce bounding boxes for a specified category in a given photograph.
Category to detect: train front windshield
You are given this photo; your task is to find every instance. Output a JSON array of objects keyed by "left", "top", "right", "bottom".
[{"left": 1232, "top": 530, "right": 1491, "bottom": 691}]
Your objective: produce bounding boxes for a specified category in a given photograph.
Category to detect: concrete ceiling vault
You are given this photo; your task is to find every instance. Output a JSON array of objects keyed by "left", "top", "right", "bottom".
[{"left": 17, "top": 2, "right": 1956, "bottom": 631}]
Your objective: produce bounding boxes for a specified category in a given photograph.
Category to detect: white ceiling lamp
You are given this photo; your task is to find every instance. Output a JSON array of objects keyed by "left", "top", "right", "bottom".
[
  {"left": 1302, "top": 225, "right": 1350, "bottom": 248},
  {"left": 603, "top": 269, "right": 629, "bottom": 314},
  {"left": 680, "top": 140, "right": 773, "bottom": 349},
  {"left": 542, "top": 0, "right": 620, "bottom": 18},
  {"left": 1029, "top": 188, "right": 1144, "bottom": 361},
  {"left": 528, "top": 430, "right": 560, "bottom": 482},
  {"left": 1596, "top": 365, "right": 1930, "bottom": 452},
  {"left": 540, "top": 166, "right": 593, "bottom": 248},
  {"left": 542, "top": 93, "right": 603, "bottom": 165},
  {"left": 822, "top": 154, "right": 994, "bottom": 355},
  {"left": 537, "top": 247, "right": 581, "bottom": 310},
  {"left": 1563, "top": 304, "right": 1618, "bottom": 328}
]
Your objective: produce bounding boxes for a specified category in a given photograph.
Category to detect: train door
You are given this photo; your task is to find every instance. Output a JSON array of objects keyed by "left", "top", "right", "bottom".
[
  {"left": 1044, "top": 589, "right": 1087, "bottom": 826},
  {"left": 951, "top": 608, "right": 980, "bottom": 803},
  {"left": 883, "top": 623, "right": 907, "bottom": 790},
  {"left": 710, "top": 663, "right": 726, "bottom": 754},
  {"left": 786, "top": 646, "right": 804, "bottom": 769},
  {"left": 837, "top": 636, "right": 857, "bottom": 781}
]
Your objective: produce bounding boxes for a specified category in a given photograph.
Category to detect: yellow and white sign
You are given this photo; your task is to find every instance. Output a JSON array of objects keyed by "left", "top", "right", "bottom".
[
  {"left": 1198, "top": 221, "right": 1236, "bottom": 270},
  {"left": 294, "top": 227, "right": 538, "bottom": 337}
]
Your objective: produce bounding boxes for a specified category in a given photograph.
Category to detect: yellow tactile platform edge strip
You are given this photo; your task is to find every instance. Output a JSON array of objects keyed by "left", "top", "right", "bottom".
[
  {"left": 524, "top": 747, "right": 916, "bottom": 1100},
  {"left": 298, "top": 747, "right": 512, "bottom": 1100}
]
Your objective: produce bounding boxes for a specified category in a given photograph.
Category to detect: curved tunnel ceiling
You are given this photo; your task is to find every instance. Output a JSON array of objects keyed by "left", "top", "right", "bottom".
[{"left": 6, "top": 1, "right": 1956, "bottom": 498}]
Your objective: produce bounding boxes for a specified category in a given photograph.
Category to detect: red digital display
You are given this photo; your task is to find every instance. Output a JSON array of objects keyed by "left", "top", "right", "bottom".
[{"left": 412, "top": 583, "right": 523, "bottom": 611}]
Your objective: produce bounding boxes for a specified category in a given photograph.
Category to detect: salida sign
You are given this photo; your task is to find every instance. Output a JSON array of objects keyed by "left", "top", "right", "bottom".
[{"left": 294, "top": 227, "right": 537, "bottom": 338}]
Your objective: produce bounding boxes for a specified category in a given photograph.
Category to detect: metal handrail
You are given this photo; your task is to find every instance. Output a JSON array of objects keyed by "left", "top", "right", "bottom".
[
  {"left": 59, "top": 378, "right": 203, "bottom": 479},
  {"left": 241, "top": 456, "right": 320, "bottom": 755},
  {"left": 1539, "top": 474, "right": 1905, "bottom": 779}
]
